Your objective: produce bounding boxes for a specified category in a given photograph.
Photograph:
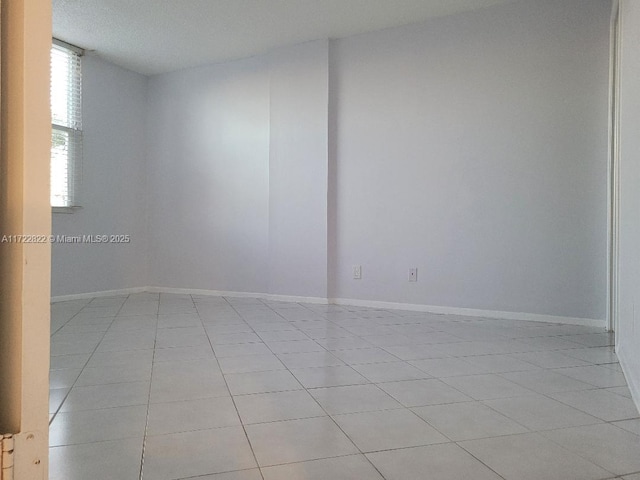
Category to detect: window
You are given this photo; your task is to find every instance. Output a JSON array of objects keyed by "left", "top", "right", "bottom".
[{"left": 50, "top": 40, "right": 83, "bottom": 208}]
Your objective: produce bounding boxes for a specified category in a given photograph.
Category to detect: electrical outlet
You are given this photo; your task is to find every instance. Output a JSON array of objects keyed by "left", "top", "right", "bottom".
[
  {"left": 353, "top": 265, "right": 362, "bottom": 280},
  {"left": 408, "top": 268, "right": 418, "bottom": 282}
]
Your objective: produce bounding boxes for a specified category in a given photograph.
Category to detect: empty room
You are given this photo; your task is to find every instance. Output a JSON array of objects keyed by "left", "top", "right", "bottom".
[{"left": 1, "top": 0, "right": 640, "bottom": 479}]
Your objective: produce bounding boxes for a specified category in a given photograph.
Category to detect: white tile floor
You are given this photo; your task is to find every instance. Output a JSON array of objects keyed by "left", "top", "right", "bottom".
[{"left": 49, "top": 293, "right": 640, "bottom": 480}]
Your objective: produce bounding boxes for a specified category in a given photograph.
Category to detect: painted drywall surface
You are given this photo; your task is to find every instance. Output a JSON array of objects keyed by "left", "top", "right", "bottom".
[
  {"left": 54, "top": 0, "right": 612, "bottom": 324},
  {"left": 51, "top": 54, "right": 148, "bottom": 296},
  {"left": 146, "top": 57, "right": 271, "bottom": 292},
  {"left": 330, "top": 0, "right": 610, "bottom": 319},
  {"left": 617, "top": 0, "right": 640, "bottom": 407},
  {"left": 268, "top": 41, "right": 329, "bottom": 297}
]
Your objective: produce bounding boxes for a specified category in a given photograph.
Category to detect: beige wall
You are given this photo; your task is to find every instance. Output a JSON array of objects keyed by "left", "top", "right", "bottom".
[{"left": 0, "top": 0, "right": 52, "bottom": 477}]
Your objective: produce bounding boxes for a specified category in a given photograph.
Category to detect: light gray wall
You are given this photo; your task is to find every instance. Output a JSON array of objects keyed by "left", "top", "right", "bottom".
[
  {"left": 146, "top": 57, "right": 271, "bottom": 293},
  {"left": 145, "top": 41, "right": 329, "bottom": 296},
  {"left": 329, "top": 0, "right": 611, "bottom": 320},
  {"left": 268, "top": 41, "right": 329, "bottom": 298},
  {"left": 51, "top": 54, "right": 148, "bottom": 296},
  {"left": 52, "top": 1, "right": 613, "bottom": 326},
  {"left": 617, "top": 0, "right": 640, "bottom": 408}
]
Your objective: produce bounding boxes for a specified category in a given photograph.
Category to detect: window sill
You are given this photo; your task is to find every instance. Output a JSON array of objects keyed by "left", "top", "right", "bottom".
[{"left": 52, "top": 206, "right": 82, "bottom": 214}]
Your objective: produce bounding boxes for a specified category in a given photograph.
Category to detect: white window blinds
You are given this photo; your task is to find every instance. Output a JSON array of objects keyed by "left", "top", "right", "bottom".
[{"left": 50, "top": 40, "right": 83, "bottom": 207}]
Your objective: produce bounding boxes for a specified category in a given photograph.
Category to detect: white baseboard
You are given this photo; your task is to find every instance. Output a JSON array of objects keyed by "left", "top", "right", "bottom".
[
  {"left": 51, "top": 287, "right": 147, "bottom": 303},
  {"left": 51, "top": 286, "right": 605, "bottom": 328},
  {"left": 145, "top": 286, "right": 329, "bottom": 305},
  {"left": 617, "top": 345, "right": 640, "bottom": 415},
  {"left": 267, "top": 294, "right": 328, "bottom": 305},
  {"left": 330, "top": 297, "right": 606, "bottom": 328}
]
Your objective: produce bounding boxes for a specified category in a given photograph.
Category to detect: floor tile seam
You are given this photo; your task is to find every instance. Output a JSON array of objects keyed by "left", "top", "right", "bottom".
[
  {"left": 49, "top": 432, "right": 145, "bottom": 449},
  {"left": 436, "top": 440, "right": 510, "bottom": 480},
  {"left": 240, "top": 305, "right": 363, "bottom": 407},
  {"left": 325, "top": 404, "right": 421, "bottom": 419},
  {"left": 547, "top": 400, "right": 639, "bottom": 424},
  {"left": 562, "top": 345, "right": 617, "bottom": 358},
  {"left": 412, "top": 367, "right": 543, "bottom": 378},
  {"left": 450, "top": 352, "right": 542, "bottom": 370},
  {"left": 548, "top": 363, "right": 626, "bottom": 373},
  {"left": 67, "top": 375, "right": 152, "bottom": 388},
  {"left": 238, "top": 412, "right": 331, "bottom": 427},
  {"left": 49, "top": 297, "right": 131, "bottom": 425},
  {"left": 294, "top": 378, "right": 375, "bottom": 389},
  {"left": 328, "top": 348, "right": 402, "bottom": 364},
  {"left": 227, "top": 385, "right": 307, "bottom": 396},
  {"left": 51, "top": 326, "right": 114, "bottom": 342},
  {"left": 438, "top": 371, "right": 541, "bottom": 394},
  {"left": 534, "top": 427, "right": 628, "bottom": 477},
  {"left": 410, "top": 401, "right": 535, "bottom": 439},
  {"left": 136, "top": 292, "right": 162, "bottom": 480},
  {"left": 213, "top": 339, "right": 297, "bottom": 347},
  {"left": 48, "top": 298, "right": 617, "bottom": 480},
  {"left": 50, "top": 303, "right": 99, "bottom": 336},
  {"left": 280, "top": 362, "right": 391, "bottom": 480},
  {"left": 372, "top": 376, "right": 512, "bottom": 405},
  {"left": 50, "top": 401, "right": 150, "bottom": 416},
  {"left": 52, "top": 323, "right": 115, "bottom": 335},
  {"left": 536, "top": 386, "right": 640, "bottom": 422},
  {"left": 326, "top": 345, "right": 400, "bottom": 354},
  {"left": 453, "top": 431, "right": 614, "bottom": 480},
  {"left": 156, "top": 325, "right": 207, "bottom": 332},
  {"left": 145, "top": 422, "right": 247, "bottom": 439},
  {"left": 200, "top": 295, "right": 267, "bottom": 480},
  {"left": 374, "top": 394, "right": 489, "bottom": 409},
  {"left": 176, "top": 466, "right": 262, "bottom": 480},
  {"left": 537, "top": 418, "right": 639, "bottom": 435},
  {"left": 57, "top": 398, "right": 150, "bottom": 414},
  {"left": 203, "top": 306, "right": 294, "bottom": 368},
  {"left": 353, "top": 435, "right": 456, "bottom": 455},
  {"left": 71, "top": 369, "right": 155, "bottom": 388},
  {"left": 492, "top": 370, "right": 604, "bottom": 391},
  {"left": 48, "top": 434, "right": 145, "bottom": 454},
  {"left": 255, "top": 451, "right": 377, "bottom": 473}
]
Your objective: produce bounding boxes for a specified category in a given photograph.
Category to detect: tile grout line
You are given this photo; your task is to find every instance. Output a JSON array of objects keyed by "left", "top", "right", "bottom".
[
  {"left": 48, "top": 297, "right": 127, "bottom": 426},
  {"left": 244, "top": 300, "right": 389, "bottom": 479},
  {"left": 198, "top": 295, "right": 267, "bottom": 480},
  {"left": 49, "top": 298, "right": 93, "bottom": 336},
  {"left": 251, "top": 300, "right": 398, "bottom": 479},
  {"left": 222, "top": 298, "right": 391, "bottom": 477},
  {"left": 48, "top": 295, "right": 635, "bottom": 479},
  {"left": 138, "top": 292, "right": 161, "bottom": 480}
]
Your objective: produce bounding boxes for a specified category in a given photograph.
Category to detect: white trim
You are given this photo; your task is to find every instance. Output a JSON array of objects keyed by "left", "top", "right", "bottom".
[
  {"left": 267, "top": 294, "right": 328, "bottom": 305},
  {"left": 146, "top": 286, "right": 258, "bottom": 298},
  {"left": 50, "top": 287, "right": 146, "bottom": 302},
  {"left": 606, "top": 0, "right": 614, "bottom": 332},
  {"left": 145, "top": 286, "right": 329, "bottom": 305},
  {"left": 52, "top": 206, "right": 82, "bottom": 214},
  {"left": 330, "top": 297, "right": 606, "bottom": 327},
  {"left": 51, "top": 286, "right": 605, "bottom": 327},
  {"left": 617, "top": 345, "right": 640, "bottom": 416},
  {"left": 613, "top": 0, "right": 622, "bottom": 338},
  {"left": 52, "top": 37, "right": 84, "bottom": 56},
  {"left": 607, "top": 0, "right": 622, "bottom": 335}
]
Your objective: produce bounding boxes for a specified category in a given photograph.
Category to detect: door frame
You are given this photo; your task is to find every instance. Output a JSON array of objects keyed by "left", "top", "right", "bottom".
[
  {"left": 0, "top": 0, "right": 52, "bottom": 478},
  {"left": 607, "top": 0, "right": 621, "bottom": 336}
]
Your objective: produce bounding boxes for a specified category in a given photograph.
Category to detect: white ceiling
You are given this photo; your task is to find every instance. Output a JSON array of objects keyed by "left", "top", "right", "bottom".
[{"left": 52, "top": 0, "right": 518, "bottom": 76}]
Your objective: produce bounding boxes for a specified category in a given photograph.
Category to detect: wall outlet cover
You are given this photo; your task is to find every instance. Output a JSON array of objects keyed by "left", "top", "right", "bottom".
[
  {"left": 408, "top": 268, "right": 418, "bottom": 282},
  {"left": 353, "top": 265, "right": 362, "bottom": 280}
]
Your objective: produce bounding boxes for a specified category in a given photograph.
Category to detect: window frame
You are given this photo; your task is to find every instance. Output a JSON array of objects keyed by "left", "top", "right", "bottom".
[{"left": 50, "top": 38, "right": 84, "bottom": 213}]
